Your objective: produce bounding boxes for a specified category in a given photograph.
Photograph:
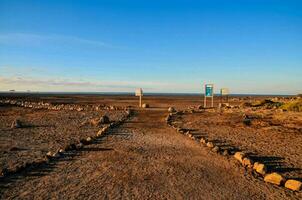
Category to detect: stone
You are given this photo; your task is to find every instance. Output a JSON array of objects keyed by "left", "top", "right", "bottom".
[
  {"left": 11, "top": 119, "right": 22, "bottom": 128},
  {"left": 206, "top": 142, "right": 214, "bottom": 148},
  {"left": 96, "top": 129, "right": 104, "bottom": 137},
  {"left": 253, "top": 162, "right": 267, "bottom": 176},
  {"left": 76, "top": 142, "right": 84, "bottom": 149},
  {"left": 197, "top": 105, "right": 203, "bottom": 109},
  {"left": 52, "top": 152, "right": 60, "bottom": 158},
  {"left": 200, "top": 138, "right": 207, "bottom": 144},
  {"left": 46, "top": 151, "right": 52, "bottom": 158},
  {"left": 242, "top": 157, "right": 253, "bottom": 168},
  {"left": 243, "top": 118, "right": 252, "bottom": 126},
  {"left": 234, "top": 152, "right": 246, "bottom": 163},
  {"left": 264, "top": 173, "right": 285, "bottom": 186},
  {"left": 212, "top": 146, "right": 220, "bottom": 153},
  {"left": 86, "top": 137, "right": 92, "bottom": 143},
  {"left": 99, "top": 115, "right": 110, "bottom": 124},
  {"left": 141, "top": 104, "right": 149, "bottom": 108},
  {"left": 58, "top": 149, "right": 65, "bottom": 154},
  {"left": 285, "top": 179, "right": 302, "bottom": 191},
  {"left": 168, "top": 107, "right": 176, "bottom": 112},
  {"left": 222, "top": 149, "right": 229, "bottom": 156}
]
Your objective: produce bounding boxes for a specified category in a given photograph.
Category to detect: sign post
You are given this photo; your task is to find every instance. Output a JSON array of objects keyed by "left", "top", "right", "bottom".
[
  {"left": 135, "top": 88, "right": 143, "bottom": 107},
  {"left": 204, "top": 84, "right": 214, "bottom": 108},
  {"left": 220, "top": 88, "right": 229, "bottom": 103}
]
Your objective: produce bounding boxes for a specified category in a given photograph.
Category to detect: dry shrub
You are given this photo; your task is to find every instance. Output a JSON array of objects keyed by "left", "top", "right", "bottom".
[{"left": 280, "top": 100, "right": 302, "bottom": 112}]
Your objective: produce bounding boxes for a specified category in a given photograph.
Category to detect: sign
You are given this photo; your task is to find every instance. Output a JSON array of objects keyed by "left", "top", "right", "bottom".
[
  {"left": 135, "top": 88, "right": 143, "bottom": 96},
  {"left": 205, "top": 84, "right": 214, "bottom": 97},
  {"left": 220, "top": 88, "right": 229, "bottom": 96}
]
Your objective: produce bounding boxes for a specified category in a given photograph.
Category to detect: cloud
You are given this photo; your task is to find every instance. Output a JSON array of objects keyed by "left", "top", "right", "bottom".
[
  {"left": 0, "top": 76, "right": 137, "bottom": 89},
  {"left": 0, "top": 33, "right": 120, "bottom": 49},
  {"left": 0, "top": 75, "right": 184, "bottom": 92}
]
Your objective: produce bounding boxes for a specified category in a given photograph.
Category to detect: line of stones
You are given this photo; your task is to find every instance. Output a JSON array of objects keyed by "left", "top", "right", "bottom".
[
  {"left": 0, "top": 109, "right": 133, "bottom": 180},
  {"left": 165, "top": 109, "right": 301, "bottom": 192},
  {"left": 0, "top": 99, "right": 125, "bottom": 111}
]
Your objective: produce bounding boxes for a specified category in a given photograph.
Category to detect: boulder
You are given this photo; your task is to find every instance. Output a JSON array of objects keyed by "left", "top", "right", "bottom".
[
  {"left": 253, "top": 162, "right": 267, "bottom": 175},
  {"left": 142, "top": 104, "right": 149, "bottom": 108},
  {"left": 264, "top": 173, "right": 285, "bottom": 186},
  {"left": 234, "top": 152, "right": 246, "bottom": 163},
  {"left": 285, "top": 179, "right": 302, "bottom": 191}
]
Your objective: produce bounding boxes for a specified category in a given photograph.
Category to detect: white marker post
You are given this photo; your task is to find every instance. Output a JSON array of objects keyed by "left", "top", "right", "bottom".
[
  {"left": 135, "top": 88, "right": 143, "bottom": 107},
  {"left": 220, "top": 88, "right": 229, "bottom": 104},
  {"left": 204, "top": 84, "right": 214, "bottom": 108}
]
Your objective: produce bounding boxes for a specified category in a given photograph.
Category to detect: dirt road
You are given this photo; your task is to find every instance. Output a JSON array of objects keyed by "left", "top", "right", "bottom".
[{"left": 0, "top": 110, "right": 299, "bottom": 199}]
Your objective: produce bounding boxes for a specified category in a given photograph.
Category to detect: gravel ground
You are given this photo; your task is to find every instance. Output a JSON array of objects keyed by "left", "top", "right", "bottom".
[
  {"left": 1, "top": 110, "right": 300, "bottom": 199},
  {"left": 172, "top": 109, "right": 302, "bottom": 179},
  {"left": 0, "top": 105, "right": 126, "bottom": 173}
]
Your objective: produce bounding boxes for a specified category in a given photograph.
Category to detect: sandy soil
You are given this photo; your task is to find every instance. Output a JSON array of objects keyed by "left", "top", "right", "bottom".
[
  {"left": 0, "top": 104, "right": 126, "bottom": 174},
  {"left": 1, "top": 109, "right": 300, "bottom": 199}
]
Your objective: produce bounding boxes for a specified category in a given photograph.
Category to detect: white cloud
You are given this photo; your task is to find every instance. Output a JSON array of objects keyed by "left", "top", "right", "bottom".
[
  {"left": 0, "top": 76, "right": 187, "bottom": 92},
  {"left": 0, "top": 33, "right": 119, "bottom": 49}
]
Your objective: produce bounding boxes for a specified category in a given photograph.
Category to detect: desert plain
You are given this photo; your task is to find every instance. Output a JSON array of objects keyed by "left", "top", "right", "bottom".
[{"left": 0, "top": 93, "right": 301, "bottom": 199}]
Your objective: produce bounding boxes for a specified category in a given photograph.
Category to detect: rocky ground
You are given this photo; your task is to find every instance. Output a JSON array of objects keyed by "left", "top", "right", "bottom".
[
  {"left": 171, "top": 108, "right": 302, "bottom": 180},
  {"left": 0, "top": 94, "right": 301, "bottom": 199},
  {"left": 0, "top": 104, "right": 126, "bottom": 175}
]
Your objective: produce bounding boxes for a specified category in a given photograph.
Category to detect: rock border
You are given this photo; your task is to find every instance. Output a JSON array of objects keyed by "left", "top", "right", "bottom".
[
  {"left": 0, "top": 99, "right": 127, "bottom": 111},
  {"left": 165, "top": 109, "right": 301, "bottom": 192},
  {"left": 0, "top": 109, "right": 133, "bottom": 180}
]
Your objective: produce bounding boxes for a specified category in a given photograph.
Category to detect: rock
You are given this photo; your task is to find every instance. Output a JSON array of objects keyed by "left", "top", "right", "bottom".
[
  {"left": 76, "top": 142, "right": 84, "bottom": 149},
  {"left": 99, "top": 115, "right": 110, "bottom": 124},
  {"left": 200, "top": 138, "right": 207, "bottom": 144},
  {"left": 243, "top": 118, "right": 252, "bottom": 126},
  {"left": 285, "top": 179, "right": 302, "bottom": 191},
  {"left": 58, "top": 149, "right": 65, "bottom": 154},
  {"left": 52, "top": 152, "right": 60, "bottom": 158},
  {"left": 234, "top": 152, "right": 246, "bottom": 163},
  {"left": 222, "top": 149, "right": 229, "bottom": 156},
  {"left": 206, "top": 142, "right": 214, "bottom": 148},
  {"left": 142, "top": 104, "right": 149, "bottom": 108},
  {"left": 264, "top": 173, "right": 285, "bottom": 186},
  {"left": 212, "top": 146, "right": 220, "bottom": 153},
  {"left": 96, "top": 129, "right": 104, "bottom": 137},
  {"left": 253, "top": 162, "right": 267, "bottom": 176},
  {"left": 168, "top": 107, "right": 176, "bottom": 112},
  {"left": 242, "top": 157, "right": 253, "bottom": 168},
  {"left": 46, "top": 151, "right": 52, "bottom": 158},
  {"left": 86, "top": 137, "right": 92, "bottom": 143},
  {"left": 11, "top": 119, "right": 22, "bottom": 128}
]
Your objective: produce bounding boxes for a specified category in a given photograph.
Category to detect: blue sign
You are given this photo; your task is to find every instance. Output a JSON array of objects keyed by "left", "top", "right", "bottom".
[{"left": 205, "top": 84, "right": 213, "bottom": 97}]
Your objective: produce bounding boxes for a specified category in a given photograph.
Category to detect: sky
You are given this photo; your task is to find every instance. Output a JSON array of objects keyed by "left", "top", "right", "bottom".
[{"left": 0, "top": 0, "right": 301, "bottom": 94}]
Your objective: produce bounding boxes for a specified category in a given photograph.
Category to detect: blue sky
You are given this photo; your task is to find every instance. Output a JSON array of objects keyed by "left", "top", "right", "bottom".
[{"left": 0, "top": 0, "right": 301, "bottom": 94}]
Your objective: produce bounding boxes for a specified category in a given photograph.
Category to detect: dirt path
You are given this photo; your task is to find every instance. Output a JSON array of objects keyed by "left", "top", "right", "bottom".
[{"left": 0, "top": 110, "right": 299, "bottom": 199}]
